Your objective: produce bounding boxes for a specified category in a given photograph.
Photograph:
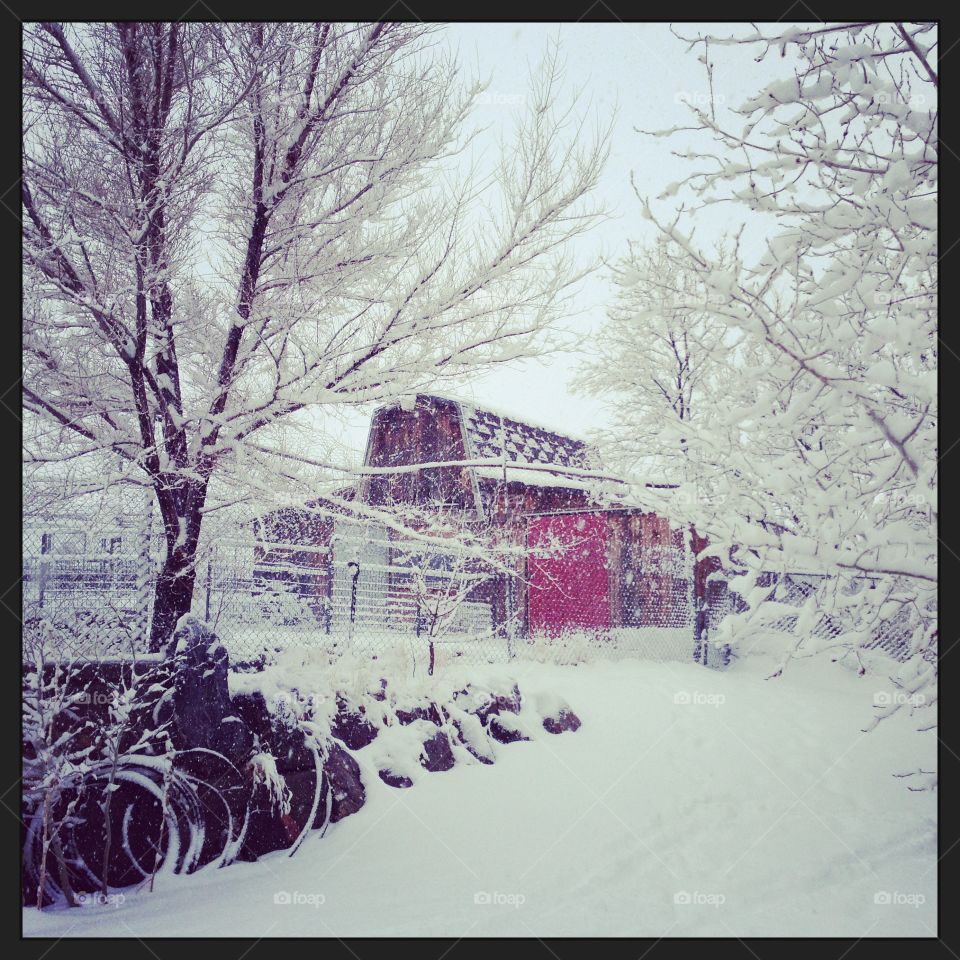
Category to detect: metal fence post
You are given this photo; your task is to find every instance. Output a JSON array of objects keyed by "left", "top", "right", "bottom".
[
  {"left": 38, "top": 532, "right": 50, "bottom": 612},
  {"left": 136, "top": 490, "right": 154, "bottom": 650},
  {"left": 347, "top": 560, "right": 360, "bottom": 645},
  {"left": 205, "top": 556, "right": 213, "bottom": 623}
]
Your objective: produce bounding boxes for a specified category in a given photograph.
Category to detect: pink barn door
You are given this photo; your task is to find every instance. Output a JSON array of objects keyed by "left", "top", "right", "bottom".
[{"left": 527, "top": 513, "right": 610, "bottom": 636}]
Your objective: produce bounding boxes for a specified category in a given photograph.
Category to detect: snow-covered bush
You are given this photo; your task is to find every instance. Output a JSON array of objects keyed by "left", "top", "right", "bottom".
[{"left": 22, "top": 632, "right": 254, "bottom": 907}]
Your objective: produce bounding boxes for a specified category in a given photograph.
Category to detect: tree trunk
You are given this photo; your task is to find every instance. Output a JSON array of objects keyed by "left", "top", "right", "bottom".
[{"left": 148, "top": 550, "right": 198, "bottom": 653}]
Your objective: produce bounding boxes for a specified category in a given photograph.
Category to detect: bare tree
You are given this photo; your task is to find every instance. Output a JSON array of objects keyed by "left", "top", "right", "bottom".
[
  {"left": 22, "top": 23, "right": 607, "bottom": 650},
  {"left": 576, "top": 236, "right": 731, "bottom": 485},
  {"left": 386, "top": 506, "right": 510, "bottom": 675}
]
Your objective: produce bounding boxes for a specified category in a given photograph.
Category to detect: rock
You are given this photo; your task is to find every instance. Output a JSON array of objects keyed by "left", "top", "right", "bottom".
[
  {"left": 238, "top": 768, "right": 308, "bottom": 861},
  {"left": 231, "top": 691, "right": 314, "bottom": 773},
  {"left": 169, "top": 616, "right": 253, "bottom": 763},
  {"left": 324, "top": 741, "right": 365, "bottom": 822},
  {"left": 331, "top": 697, "right": 379, "bottom": 750},
  {"left": 239, "top": 765, "right": 334, "bottom": 861},
  {"left": 543, "top": 709, "right": 581, "bottom": 735},
  {"left": 453, "top": 715, "right": 495, "bottom": 765},
  {"left": 420, "top": 731, "right": 455, "bottom": 772},
  {"left": 395, "top": 701, "right": 443, "bottom": 726},
  {"left": 488, "top": 714, "right": 529, "bottom": 744},
  {"left": 459, "top": 683, "right": 522, "bottom": 725},
  {"left": 378, "top": 768, "right": 414, "bottom": 788},
  {"left": 231, "top": 691, "right": 273, "bottom": 741},
  {"left": 239, "top": 741, "right": 365, "bottom": 860}
]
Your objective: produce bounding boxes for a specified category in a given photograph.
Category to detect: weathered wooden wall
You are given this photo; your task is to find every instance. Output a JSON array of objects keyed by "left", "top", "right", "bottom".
[
  {"left": 364, "top": 396, "right": 475, "bottom": 510},
  {"left": 607, "top": 512, "right": 689, "bottom": 629}
]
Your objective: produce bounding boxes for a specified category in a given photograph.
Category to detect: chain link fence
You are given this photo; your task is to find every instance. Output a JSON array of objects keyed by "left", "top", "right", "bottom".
[
  {"left": 744, "top": 572, "right": 937, "bottom": 663},
  {"left": 24, "top": 486, "right": 927, "bottom": 673},
  {"left": 22, "top": 486, "right": 513, "bottom": 667},
  {"left": 23, "top": 485, "right": 154, "bottom": 658},
  {"left": 23, "top": 486, "right": 726, "bottom": 670}
]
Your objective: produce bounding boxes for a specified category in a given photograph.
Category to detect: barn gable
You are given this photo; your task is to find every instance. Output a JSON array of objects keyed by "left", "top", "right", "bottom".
[{"left": 361, "top": 395, "right": 477, "bottom": 512}]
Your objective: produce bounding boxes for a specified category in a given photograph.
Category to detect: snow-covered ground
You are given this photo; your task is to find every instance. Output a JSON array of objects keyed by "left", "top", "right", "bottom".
[{"left": 24, "top": 653, "right": 936, "bottom": 937}]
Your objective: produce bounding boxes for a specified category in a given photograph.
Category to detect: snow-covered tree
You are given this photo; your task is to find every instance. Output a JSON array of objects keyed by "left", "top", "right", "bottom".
[
  {"left": 576, "top": 236, "right": 731, "bottom": 484},
  {"left": 22, "top": 23, "right": 606, "bottom": 650},
  {"left": 605, "top": 23, "right": 937, "bottom": 722}
]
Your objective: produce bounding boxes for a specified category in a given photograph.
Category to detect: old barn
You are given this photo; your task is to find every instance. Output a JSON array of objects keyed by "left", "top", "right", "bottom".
[{"left": 256, "top": 394, "right": 732, "bottom": 663}]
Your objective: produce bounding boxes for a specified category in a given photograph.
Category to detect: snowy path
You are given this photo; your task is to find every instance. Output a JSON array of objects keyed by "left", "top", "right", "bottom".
[{"left": 24, "top": 656, "right": 936, "bottom": 937}]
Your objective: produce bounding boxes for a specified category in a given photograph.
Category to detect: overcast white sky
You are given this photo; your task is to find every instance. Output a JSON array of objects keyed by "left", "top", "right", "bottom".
[{"left": 332, "top": 22, "right": 793, "bottom": 459}]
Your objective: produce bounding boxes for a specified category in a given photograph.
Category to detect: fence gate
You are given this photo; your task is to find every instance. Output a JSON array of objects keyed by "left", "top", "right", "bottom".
[
  {"left": 330, "top": 520, "right": 392, "bottom": 636},
  {"left": 524, "top": 511, "right": 700, "bottom": 663}
]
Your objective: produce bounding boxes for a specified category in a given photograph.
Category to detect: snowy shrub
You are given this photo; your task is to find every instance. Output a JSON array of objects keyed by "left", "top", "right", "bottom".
[{"left": 22, "top": 631, "right": 254, "bottom": 907}]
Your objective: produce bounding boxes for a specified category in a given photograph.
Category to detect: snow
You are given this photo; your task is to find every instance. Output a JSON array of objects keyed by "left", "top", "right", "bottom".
[
  {"left": 24, "top": 654, "right": 935, "bottom": 937},
  {"left": 473, "top": 465, "right": 591, "bottom": 490},
  {"left": 249, "top": 752, "right": 293, "bottom": 816}
]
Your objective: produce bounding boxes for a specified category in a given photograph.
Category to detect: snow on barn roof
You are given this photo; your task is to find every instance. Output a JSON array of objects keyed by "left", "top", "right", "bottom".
[{"left": 453, "top": 399, "right": 593, "bottom": 473}]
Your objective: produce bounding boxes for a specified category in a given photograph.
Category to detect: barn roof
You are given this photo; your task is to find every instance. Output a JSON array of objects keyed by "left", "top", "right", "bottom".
[
  {"left": 454, "top": 400, "right": 593, "bottom": 473},
  {"left": 361, "top": 394, "right": 614, "bottom": 516}
]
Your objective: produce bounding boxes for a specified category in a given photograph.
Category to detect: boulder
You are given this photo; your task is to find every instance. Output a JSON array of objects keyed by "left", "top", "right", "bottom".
[
  {"left": 239, "top": 740, "right": 365, "bottom": 860},
  {"left": 453, "top": 714, "right": 495, "bottom": 765},
  {"left": 458, "top": 683, "right": 522, "bottom": 725},
  {"left": 239, "top": 767, "right": 318, "bottom": 861},
  {"left": 325, "top": 741, "right": 365, "bottom": 822},
  {"left": 420, "top": 731, "right": 456, "bottom": 772},
  {"left": 330, "top": 696, "right": 379, "bottom": 750},
  {"left": 543, "top": 708, "right": 582, "bottom": 735},
  {"left": 488, "top": 713, "right": 529, "bottom": 744},
  {"left": 395, "top": 701, "right": 444, "bottom": 726},
  {"left": 169, "top": 616, "right": 253, "bottom": 763},
  {"left": 231, "top": 691, "right": 315, "bottom": 773},
  {"left": 231, "top": 691, "right": 274, "bottom": 743},
  {"left": 378, "top": 768, "right": 414, "bottom": 788}
]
